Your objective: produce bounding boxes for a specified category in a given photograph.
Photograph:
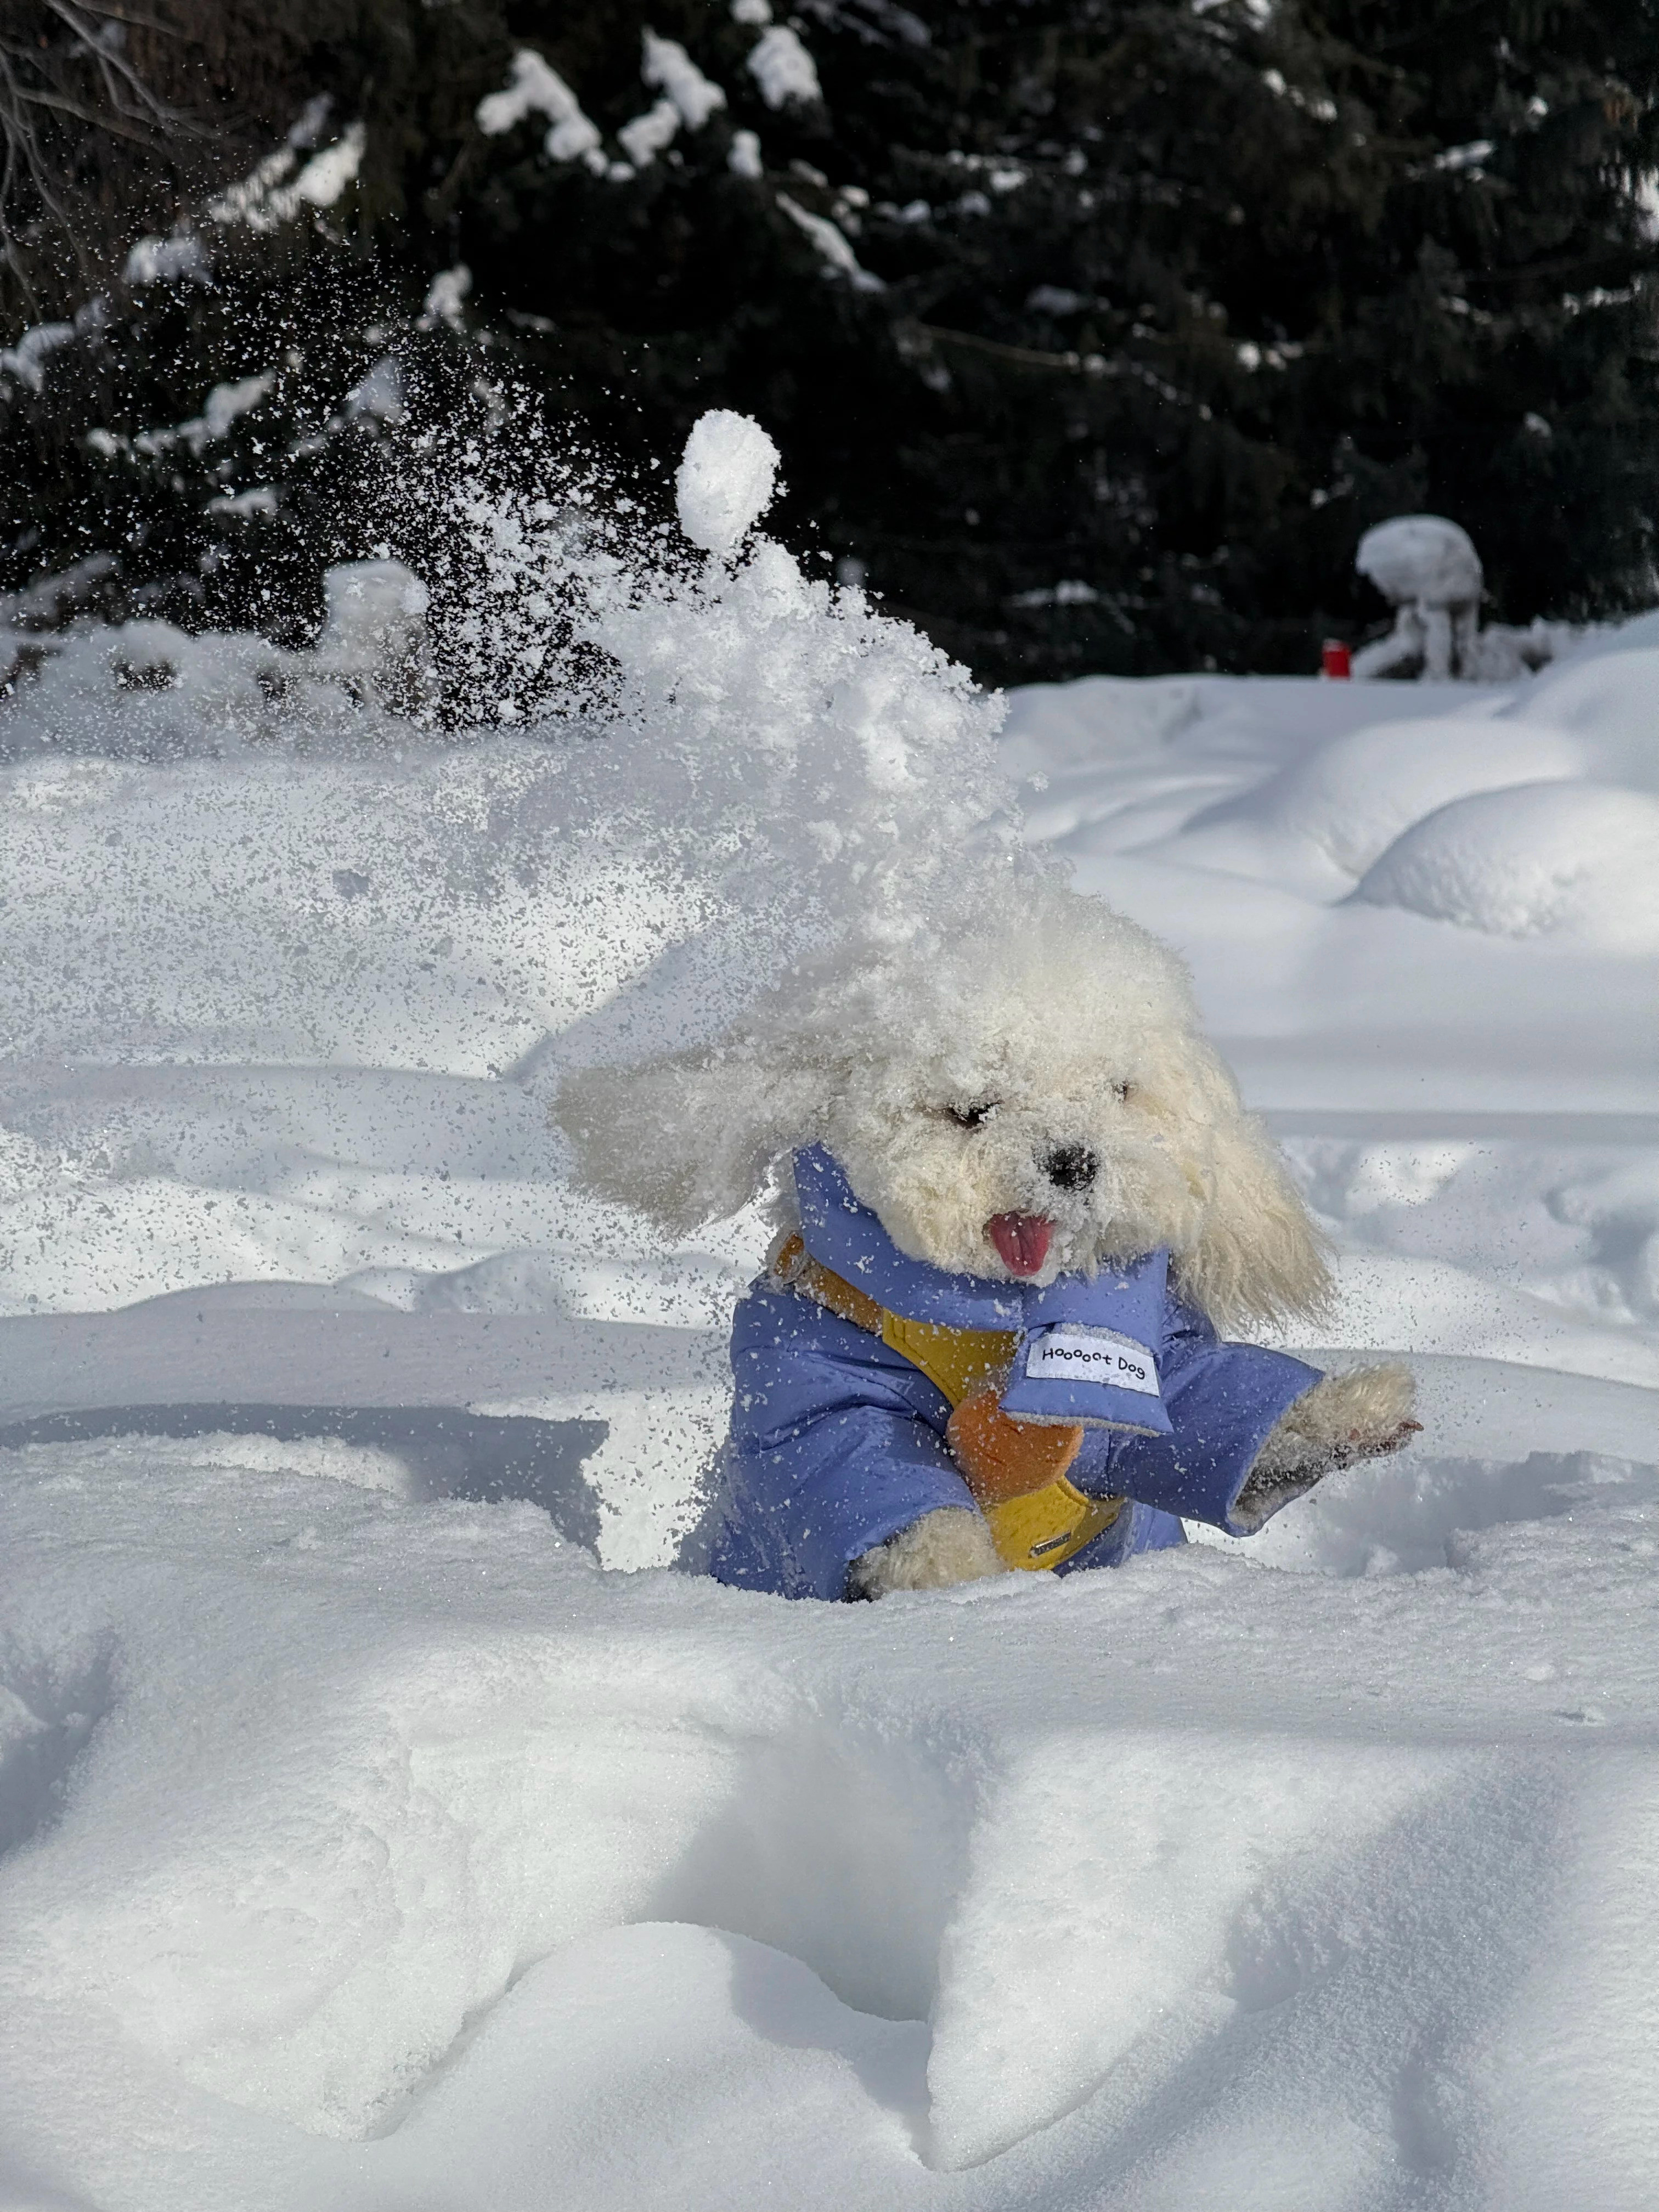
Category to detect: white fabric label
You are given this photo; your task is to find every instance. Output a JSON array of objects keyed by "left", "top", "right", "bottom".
[{"left": 1024, "top": 1325, "right": 1161, "bottom": 1397}]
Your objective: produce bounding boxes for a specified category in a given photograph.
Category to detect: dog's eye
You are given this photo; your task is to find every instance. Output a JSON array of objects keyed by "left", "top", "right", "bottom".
[
  {"left": 946, "top": 1102, "right": 1000, "bottom": 1130},
  {"left": 1110, "top": 1080, "right": 1132, "bottom": 1103}
]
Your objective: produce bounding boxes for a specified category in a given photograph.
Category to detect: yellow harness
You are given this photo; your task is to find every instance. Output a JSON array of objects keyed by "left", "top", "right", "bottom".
[{"left": 772, "top": 1236, "right": 1125, "bottom": 1572}]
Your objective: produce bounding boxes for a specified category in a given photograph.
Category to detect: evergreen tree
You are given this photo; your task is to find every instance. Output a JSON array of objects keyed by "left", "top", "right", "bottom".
[{"left": 3, "top": 0, "right": 1654, "bottom": 682}]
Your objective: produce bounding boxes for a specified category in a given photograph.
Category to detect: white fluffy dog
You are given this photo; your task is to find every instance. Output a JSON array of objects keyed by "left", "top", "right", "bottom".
[{"left": 557, "top": 888, "right": 1417, "bottom": 1596}]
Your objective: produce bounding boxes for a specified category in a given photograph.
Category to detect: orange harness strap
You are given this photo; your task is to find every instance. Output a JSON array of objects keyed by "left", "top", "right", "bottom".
[{"left": 771, "top": 1235, "right": 1126, "bottom": 1571}]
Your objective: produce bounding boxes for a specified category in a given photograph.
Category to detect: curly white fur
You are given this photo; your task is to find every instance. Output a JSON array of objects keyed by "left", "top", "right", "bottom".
[
  {"left": 846, "top": 1508, "right": 1003, "bottom": 1597},
  {"left": 1237, "top": 1361, "right": 1418, "bottom": 1515},
  {"left": 557, "top": 886, "right": 1333, "bottom": 1333}
]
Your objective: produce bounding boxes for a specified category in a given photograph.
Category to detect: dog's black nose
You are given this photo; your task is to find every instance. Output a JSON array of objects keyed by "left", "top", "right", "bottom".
[{"left": 1043, "top": 1143, "right": 1098, "bottom": 1191}]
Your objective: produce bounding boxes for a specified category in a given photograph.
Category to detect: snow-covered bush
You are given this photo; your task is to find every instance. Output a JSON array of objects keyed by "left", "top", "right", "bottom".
[
  {"left": 1352, "top": 514, "right": 1604, "bottom": 683},
  {"left": 1, "top": 559, "right": 433, "bottom": 757}
]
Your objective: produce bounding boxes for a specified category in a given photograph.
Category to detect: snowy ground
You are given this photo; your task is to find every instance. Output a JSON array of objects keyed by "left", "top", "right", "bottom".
[{"left": 1, "top": 583, "right": 1655, "bottom": 2207}]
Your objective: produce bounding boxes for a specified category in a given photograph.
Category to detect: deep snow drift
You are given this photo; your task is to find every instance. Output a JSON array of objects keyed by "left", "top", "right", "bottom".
[{"left": 0, "top": 445, "right": 1654, "bottom": 2207}]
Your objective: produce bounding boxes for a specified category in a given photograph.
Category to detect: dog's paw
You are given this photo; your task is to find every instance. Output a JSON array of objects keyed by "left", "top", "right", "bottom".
[
  {"left": 1235, "top": 1363, "right": 1420, "bottom": 1531},
  {"left": 847, "top": 1508, "right": 1004, "bottom": 1598}
]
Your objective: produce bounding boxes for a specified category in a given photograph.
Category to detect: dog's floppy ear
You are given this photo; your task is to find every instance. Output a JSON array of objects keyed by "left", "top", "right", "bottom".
[
  {"left": 1169, "top": 1043, "right": 1333, "bottom": 1332},
  {"left": 554, "top": 1035, "right": 825, "bottom": 1237}
]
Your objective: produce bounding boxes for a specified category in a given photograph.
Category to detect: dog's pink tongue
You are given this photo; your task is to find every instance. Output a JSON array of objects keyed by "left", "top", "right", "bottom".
[{"left": 988, "top": 1211, "right": 1054, "bottom": 1277}]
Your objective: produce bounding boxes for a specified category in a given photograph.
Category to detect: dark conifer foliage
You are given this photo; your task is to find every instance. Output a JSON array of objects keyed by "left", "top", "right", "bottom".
[{"left": 2, "top": 0, "right": 1654, "bottom": 681}]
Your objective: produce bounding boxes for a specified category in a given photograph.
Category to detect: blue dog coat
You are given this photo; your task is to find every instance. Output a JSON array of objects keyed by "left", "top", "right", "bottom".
[{"left": 707, "top": 1148, "right": 1322, "bottom": 1601}]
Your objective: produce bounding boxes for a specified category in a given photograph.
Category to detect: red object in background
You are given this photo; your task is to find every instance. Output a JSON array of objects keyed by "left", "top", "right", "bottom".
[{"left": 1321, "top": 639, "right": 1352, "bottom": 679}]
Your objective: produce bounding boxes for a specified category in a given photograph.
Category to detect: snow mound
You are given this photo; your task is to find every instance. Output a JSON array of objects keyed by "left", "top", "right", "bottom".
[
  {"left": 1560, "top": 606, "right": 1659, "bottom": 659},
  {"left": 1, "top": 560, "right": 432, "bottom": 757},
  {"left": 0, "top": 1392, "right": 1653, "bottom": 2202},
  {"left": 674, "top": 408, "right": 780, "bottom": 552},
  {"left": 1237, "top": 1441, "right": 1655, "bottom": 1577},
  {"left": 1354, "top": 781, "right": 1659, "bottom": 952},
  {"left": 1183, "top": 714, "right": 1579, "bottom": 881},
  {"left": 1161, "top": 636, "right": 1658, "bottom": 908},
  {"left": 1504, "top": 642, "right": 1659, "bottom": 788}
]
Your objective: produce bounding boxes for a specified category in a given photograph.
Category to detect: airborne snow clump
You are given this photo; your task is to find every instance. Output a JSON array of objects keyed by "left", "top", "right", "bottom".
[{"left": 673, "top": 409, "right": 781, "bottom": 552}]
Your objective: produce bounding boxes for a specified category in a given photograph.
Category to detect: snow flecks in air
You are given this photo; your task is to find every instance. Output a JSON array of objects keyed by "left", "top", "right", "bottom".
[
  {"left": 127, "top": 371, "right": 276, "bottom": 458},
  {"left": 419, "top": 266, "right": 472, "bottom": 332},
  {"left": 205, "top": 484, "right": 280, "bottom": 517},
  {"left": 345, "top": 356, "right": 405, "bottom": 424},
  {"left": 425, "top": 404, "right": 1015, "bottom": 985}
]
